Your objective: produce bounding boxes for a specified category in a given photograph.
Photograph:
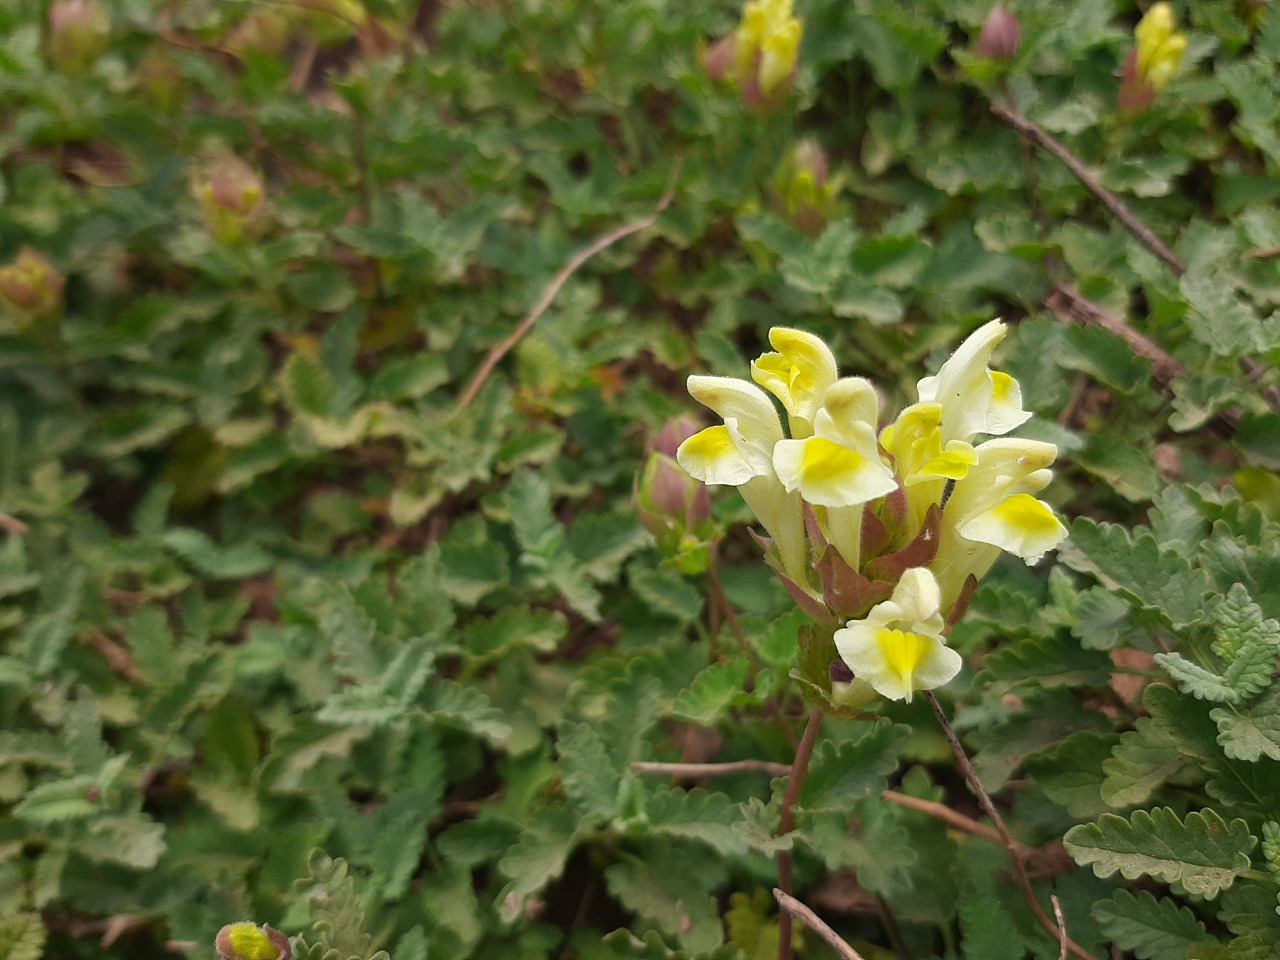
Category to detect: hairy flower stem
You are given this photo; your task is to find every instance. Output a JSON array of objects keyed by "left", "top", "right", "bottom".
[
  {"left": 924, "top": 692, "right": 1100, "bottom": 960},
  {"left": 776, "top": 707, "right": 823, "bottom": 960}
]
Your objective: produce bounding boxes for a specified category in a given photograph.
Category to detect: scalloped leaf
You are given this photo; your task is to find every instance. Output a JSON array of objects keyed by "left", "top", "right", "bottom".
[
  {"left": 798, "top": 718, "right": 907, "bottom": 812},
  {"left": 1064, "top": 807, "right": 1256, "bottom": 898},
  {"left": 978, "top": 633, "right": 1112, "bottom": 688},
  {"left": 1064, "top": 519, "right": 1209, "bottom": 628},
  {"left": 671, "top": 659, "right": 752, "bottom": 725},
  {"left": 1092, "top": 889, "right": 1211, "bottom": 960},
  {"left": 1211, "top": 687, "right": 1280, "bottom": 762},
  {"left": 643, "top": 785, "right": 748, "bottom": 857}
]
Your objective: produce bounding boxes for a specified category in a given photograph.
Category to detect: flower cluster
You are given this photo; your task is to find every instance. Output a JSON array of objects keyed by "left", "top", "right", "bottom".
[
  {"left": 677, "top": 321, "right": 1067, "bottom": 704},
  {"left": 1118, "top": 2, "right": 1186, "bottom": 112},
  {"left": 701, "top": 0, "right": 802, "bottom": 108}
]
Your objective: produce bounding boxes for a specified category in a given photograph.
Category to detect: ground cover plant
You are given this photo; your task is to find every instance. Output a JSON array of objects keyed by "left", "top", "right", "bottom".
[{"left": 1, "top": 0, "right": 1279, "bottom": 958}]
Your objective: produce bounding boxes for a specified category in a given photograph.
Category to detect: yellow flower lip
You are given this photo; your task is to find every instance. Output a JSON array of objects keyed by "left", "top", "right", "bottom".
[
  {"left": 833, "top": 568, "right": 962, "bottom": 703},
  {"left": 875, "top": 628, "right": 934, "bottom": 696},
  {"left": 750, "top": 327, "right": 838, "bottom": 432},
  {"left": 958, "top": 492, "right": 1068, "bottom": 563}
]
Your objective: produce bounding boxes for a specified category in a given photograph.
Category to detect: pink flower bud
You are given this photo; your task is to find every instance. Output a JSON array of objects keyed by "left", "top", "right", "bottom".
[
  {"left": 194, "top": 155, "right": 267, "bottom": 245},
  {"left": 634, "top": 446, "right": 716, "bottom": 573},
  {"left": 772, "top": 140, "right": 838, "bottom": 235},
  {"left": 699, "top": 35, "right": 738, "bottom": 83},
  {"left": 650, "top": 415, "right": 702, "bottom": 458},
  {"left": 47, "top": 0, "right": 110, "bottom": 72},
  {"left": 975, "top": 5, "right": 1020, "bottom": 61}
]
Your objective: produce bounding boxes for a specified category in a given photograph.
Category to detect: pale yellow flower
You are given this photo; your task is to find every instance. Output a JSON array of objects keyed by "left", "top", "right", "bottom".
[{"left": 834, "top": 568, "right": 962, "bottom": 703}]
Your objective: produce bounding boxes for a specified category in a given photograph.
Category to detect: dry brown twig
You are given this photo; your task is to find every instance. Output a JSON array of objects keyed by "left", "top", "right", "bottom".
[
  {"left": 456, "top": 164, "right": 681, "bottom": 410},
  {"left": 773, "top": 888, "right": 867, "bottom": 960},
  {"left": 993, "top": 103, "right": 1280, "bottom": 419},
  {"left": 1052, "top": 895, "right": 1069, "bottom": 960},
  {"left": 630, "top": 759, "right": 792, "bottom": 778},
  {"left": 925, "top": 692, "right": 1100, "bottom": 960},
  {"left": 990, "top": 103, "right": 1185, "bottom": 275}
]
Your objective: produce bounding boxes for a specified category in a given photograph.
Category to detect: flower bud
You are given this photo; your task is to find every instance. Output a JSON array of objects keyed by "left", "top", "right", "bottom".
[
  {"left": 46, "top": 0, "right": 110, "bottom": 72},
  {"left": 0, "top": 247, "right": 64, "bottom": 328},
  {"left": 1135, "top": 2, "right": 1185, "bottom": 92},
  {"left": 650, "top": 415, "right": 703, "bottom": 459},
  {"left": 636, "top": 417, "right": 718, "bottom": 574},
  {"left": 636, "top": 452, "right": 711, "bottom": 538},
  {"left": 704, "top": 0, "right": 802, "bottom": 108},
  {"left": 771, "top": 140, "right": 839, "bottom": 235},
  {"left": 699, "top": 35, "right": 738, "bottom": 84},
  {"left": 1119, "top": 2, "right": 1186, "bottom": 113},
  {"left": 215, "top": 923, "right": 290, "bottom": 960},
  {"left": 975, "top": 6, "right": 1020, "bottom": 61},
  {"left": 194, "top": 155, "right": 267, "bottom": 245}
]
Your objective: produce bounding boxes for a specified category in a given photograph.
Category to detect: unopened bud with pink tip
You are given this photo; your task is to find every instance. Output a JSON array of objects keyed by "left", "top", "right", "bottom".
[
  {"left": 636, "top": 418, "right": 717, "bottom": 575},
  {"left": 0, "top": 248, "right": 64, "bottom": 329},
  {"left": 975, "top": 5, "right": 1020, "bottom": 61},
  {"left": 194, "top": 155, "right": 267, "bottom": 245},
  {"left": 772, "top": 140, "right": 841, "bottom": 236},
  {"left": 47, "top": 0, "right": 110, "bottom": 72}
]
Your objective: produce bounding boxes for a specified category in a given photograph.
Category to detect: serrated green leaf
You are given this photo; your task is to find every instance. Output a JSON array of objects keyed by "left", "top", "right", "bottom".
[
  {"left": 798, "top": 801, "right": 915, "bottom": 897},
  {"left": 670, "top": 659, "right": 751, "bottom": 725},
  {"left": 1180, "top": 272, "right": 1265, "bottom": 356},
  {"left": 1027, "top": 731, "right": 1120, "bottom": 819},
  {"left": 76, "top": 814, "right": 166, "bottom": 868},
  {"left": 1093, "top": 889, "right": 1210, "bottom": 960},
  {"left": 1070, "top": 586, "right": 1138, "bottom": 649},
  {"left": 558, "top": 719, "right": 622, "bottom": 820},
  {"left": 280, "top": 353, "right": 335, "bottom": 418},
  {"left": 1211, "top": 687, "right": 1280, "bottom": 762},
  {"left": 1064, "top": 807, "right": 1256, "bottom": 898},
  {"left": 629, "top": 565, "right": 704, "bottom": 624},
  {"left": 462, "top": 605, "right": 566, "bottom": 659},
  {"left": 13, "top": 774, "right": 101, "bottom": 823},
  {"left": 1154, "top": 652, "right": 1238, "bottom": 703},
  {"left": 603, "top": 845, "right": 725, "bottom": 955},
  {"left": 1064, "top": 519, "right": 1209, "bottom": 628},
  {"left": 367, "top": 354, "right": 450, "bottom": 401},
  {"left": 958, "top": 843, "right": 1024, "bottom": 960},
  {"left": 733, "top": 796, "right": 792, "bottom": 856},
  {"left": 726, "top": 889, "right": 795, "bottom": 960},
  {"left": 643, "top": 785, "right": 747, "bottom": 857},
  {"left": 978, "top": 633, "right": 1112, "bottom": 688},
  {"left": 496, "top": 805, "right": 583, "bottom": 923},
  {"left": 423, "top": 681, "right": 511, "bottom": 747},
  {"left": 162, "top": 527, "right": 272, "bottom": 579},
  {"left": 798, "top": 719, "right": 909, "bottom": 812},
  {"left": 568, "top": 510, "right": 648, "bottom": 583}
]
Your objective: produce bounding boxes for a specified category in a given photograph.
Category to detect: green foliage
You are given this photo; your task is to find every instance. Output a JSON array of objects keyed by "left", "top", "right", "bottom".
[
  {"left": 2, "top": 0, "right": 1280, "bottom": 956},
  {"left": 1064, "top": 808, "right": 1256, "bottom": 898}
]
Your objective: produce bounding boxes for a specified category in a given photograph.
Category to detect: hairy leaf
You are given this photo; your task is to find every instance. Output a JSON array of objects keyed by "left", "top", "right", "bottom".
[
  {"left": 1092, "top": 889, "right": 1210, "bottom": 960},
  {"left": 1064, "top": 807, "right": 1256, "bottom": 898}
]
